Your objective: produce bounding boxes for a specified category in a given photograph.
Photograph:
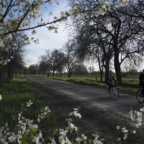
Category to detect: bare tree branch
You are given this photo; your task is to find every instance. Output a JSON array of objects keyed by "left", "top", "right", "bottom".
[
  {"left": 0, "top": 16, "right": 67, "bottom": 36},
  {"left": 15, "top": 4, "right": 34, "bottom": 31},
  {"left": 0, "top": 0, "right": 14, "bottom": 23},
  {"left": 120, "top": 50, "right": 139, "bottom": 65}
]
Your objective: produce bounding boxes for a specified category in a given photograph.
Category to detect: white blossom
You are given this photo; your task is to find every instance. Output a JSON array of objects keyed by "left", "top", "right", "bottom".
[
  {"left": 123, "top": 133, "right": 128, "bottom": 140},
  {"left": 140, "top": 107, "right": 144, "bottom": 112},
  {"left": 75, "top": 137, "right": 82, "bottom": 143},
  {"left": 8, "top": 135, "right": 16, "bottom": 143},
  {"left": 0, "top": 94, "right": 2, "bottom": 101},
  {"left": 121, "top": 127, "right": 128, "bottom": 133},
  {"left": 117, "top": 137, "right": 121, "bottom": 141},
  {"left": 81, "top": 134, "right": 87, "bottom": 140},
  {"left": 67, "top": 122, "right": 78, "bottom": 132},
  {"left": 58, "top": 129, "right": 72, "bottom": 144},
  {"left": 132, "top": 130, "right": 136, "bottom": 134},
  {"left": 69, "top": 108, "right": 82, "bottom": 119},
  {"left": 92, "top": 134, "right": 103, "bottom": 144},
  {"left": 26, "top": 100, "right": 33, "bottom": 107},
  {"left": 0, "top": 40, "right": 4, "bottom": 47},
  {"left": 37, "top": 106, "right": 51, "bottom": 122},
  {"left": 116, "top": 125, "right": 120, "bottom": 130}
]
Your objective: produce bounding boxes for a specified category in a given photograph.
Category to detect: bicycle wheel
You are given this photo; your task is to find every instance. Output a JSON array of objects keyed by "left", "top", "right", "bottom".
[
  {"left": 111, "top": 87, "right": 119, "bottom": 98},
  {"left": 136, "top": 88, "right": 144, "bottom": 104},
  {"left": 114, "top": 87, "right": 119, "bottom": 98}
]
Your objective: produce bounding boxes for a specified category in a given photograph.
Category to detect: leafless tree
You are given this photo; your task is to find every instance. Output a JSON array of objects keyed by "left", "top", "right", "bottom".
[{"left": 64, "top": 39, "right": 79, "bottom": 77}]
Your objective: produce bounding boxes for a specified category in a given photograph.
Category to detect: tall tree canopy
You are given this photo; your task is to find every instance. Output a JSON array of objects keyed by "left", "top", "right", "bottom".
[{"left": 71, "top": 0, "right": 144, "bottom": 83}]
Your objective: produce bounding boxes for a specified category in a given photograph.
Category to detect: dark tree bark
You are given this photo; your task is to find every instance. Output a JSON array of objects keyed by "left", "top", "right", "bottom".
[
  {"left": 114, "top": 49, "right": 122, "bottom": 84},
  {"left": 67, "top": 71, "right": 72, "bottom": 78},
  {"left": 97, "top": 54, "right": 104, "bottom": 82},
  {"left": 104, "top": 58, "right": 110, "bottom": 83},
  {"left": 7, "top": 62, "right": 14, "bottom": 80}
]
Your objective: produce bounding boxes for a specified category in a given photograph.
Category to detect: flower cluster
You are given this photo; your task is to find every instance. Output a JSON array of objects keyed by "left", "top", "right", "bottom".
[
  {"left": 0, "top": 94, "right": 2, "bottom": 101},
  {"left": 26, "top": 99, "right": 33, "bottom": 107},
  {"left": 115, "top": 125, "right": 136, "bottom": 142},
  {"left": 0, "top": 97, "right": 139, "bottom": 144},
  {"left": 69, "top": 108, "right": 82, "bottom": 119},
  {"left": 37, "top": 106, "right": 51, "bottom": 122},
  {"left": 52, "top": 108, "right": 104, "bottom": 144}
]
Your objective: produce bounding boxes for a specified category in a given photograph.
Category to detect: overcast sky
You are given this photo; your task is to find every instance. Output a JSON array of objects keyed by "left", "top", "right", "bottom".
[
  {"left": 23, "top": 0, "right": 144, "bottom": 71},
  {"left": 23, "top": 0, "right": 71, "bottom": 67}
]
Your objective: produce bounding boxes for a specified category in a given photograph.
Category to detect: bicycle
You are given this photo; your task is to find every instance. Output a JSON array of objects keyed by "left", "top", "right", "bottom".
[
  {"left": 136, "top": 87, "right": 144, "bottom": 104},
  {"left": 107, "top": 84, "right": 119, "bottom": 98},
  {"left": 109, "top": 86, "right": 119, "bottom": 98}
]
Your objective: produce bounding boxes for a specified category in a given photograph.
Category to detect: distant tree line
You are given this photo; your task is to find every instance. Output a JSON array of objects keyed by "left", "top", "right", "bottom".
[{"left": 27, "top": 47, "right": 88, "bottom": 77}]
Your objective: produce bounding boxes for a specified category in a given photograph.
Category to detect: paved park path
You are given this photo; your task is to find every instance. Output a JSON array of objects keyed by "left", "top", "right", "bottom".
[{"left": 27, "top": 75, "right": 144, "bottom": 144}]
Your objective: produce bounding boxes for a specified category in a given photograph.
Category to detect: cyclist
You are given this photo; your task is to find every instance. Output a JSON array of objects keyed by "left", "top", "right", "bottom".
[
  {"left": 106, "top": 71, "right": 116, "bottom": 95},
  {"left": 139, "top": 69, "right": 144, "bottom": 97}
]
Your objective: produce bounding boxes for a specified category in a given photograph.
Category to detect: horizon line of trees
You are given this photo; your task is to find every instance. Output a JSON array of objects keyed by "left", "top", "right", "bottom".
[
  {"left": 27, "top": 48, "right": 89, "bottom": 77},
  {"left": 26, "top": 44, "right": 140, "bottom": 80}
]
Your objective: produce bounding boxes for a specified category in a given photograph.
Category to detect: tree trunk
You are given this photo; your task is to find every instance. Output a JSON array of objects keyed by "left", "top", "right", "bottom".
[
  {"left": 97, "top": 55, "right": 103, "bottom": 82},
  {"left": 104, "top": 59, "right": 110, "bottom": 83},
  {"left": 113, "top": 21, "right": 122, "bottom": 84},
  {"left": 114, "top": 54, "right": 122, "bottom": 84},
  {"left": 52, "top": 70, "right": 55, "bottom": 78},
  {"left": 114, "top": 46, "right": 122, "bottom": 84},
  {"left": 67, "top": 70, "right": 72, "bottom": 78},
  {"left": 0, "top": 70, "right": 2, "bottom": 83},
  {"left": 7, "top": 63, "right": 14, "bottom": 80},
  {"left": 100, "top": 70, "right": 103, "bottom": 82}
]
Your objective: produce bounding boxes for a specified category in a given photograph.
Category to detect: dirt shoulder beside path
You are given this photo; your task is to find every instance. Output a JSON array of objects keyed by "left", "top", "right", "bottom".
[{"left": 27, "top": 75, "right": 144, "bottom": 144}]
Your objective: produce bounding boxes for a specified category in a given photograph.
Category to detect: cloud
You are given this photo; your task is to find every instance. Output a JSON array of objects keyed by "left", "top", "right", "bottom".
[
  {"left": 23, "top": 21, "right": 70, "bottom": 66},
  {"left": 23, "top": 0, "right": 71, "bottom": 67}
]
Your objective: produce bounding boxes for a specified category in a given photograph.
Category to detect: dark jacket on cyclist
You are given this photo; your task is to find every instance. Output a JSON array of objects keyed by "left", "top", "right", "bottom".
[
  {"left": 139, "top": 71, "right": 144, "bottom": 97},
  {"left": 139, "top": 71, "right": 144, "bottom": 87}
]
